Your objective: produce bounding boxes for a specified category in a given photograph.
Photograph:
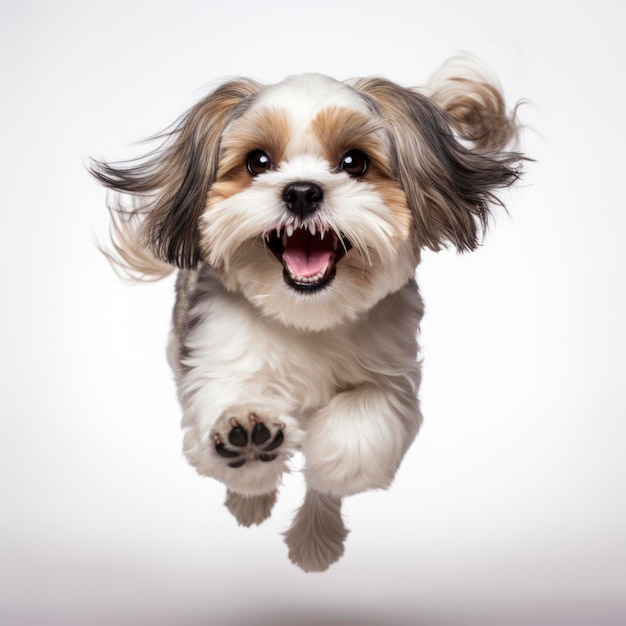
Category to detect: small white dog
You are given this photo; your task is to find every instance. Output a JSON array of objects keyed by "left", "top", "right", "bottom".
[{"left": 91, "top": 56, "right": 524, "bottom": 571}]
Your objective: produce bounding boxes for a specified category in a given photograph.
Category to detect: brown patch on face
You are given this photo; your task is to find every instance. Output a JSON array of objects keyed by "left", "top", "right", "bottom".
[
  {"left": 215, "top": 108, "right": 291, "bottom": 184},
  {"left": 311, "top": 106, "right": 413, "bottom": 240},
  {"left": 205, "top": 108, "right": 292, "bottom": 210},
  {"left": 205, "top": 177, "right": 250, "bottom": 209},
  {"left": 368, "top": 176, "right": 413, "bottom": 240},
  {"left": 311, "top": 107, "right": 391, "bottom": 174}
]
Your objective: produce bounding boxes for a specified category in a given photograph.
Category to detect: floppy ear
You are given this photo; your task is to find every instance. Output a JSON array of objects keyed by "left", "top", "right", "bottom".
[
  {"left": 89, "top": 79, "right": 260, "bottom": 273},
  {"left": 351, "top": 61, "right": 524, "bottom": 252}
]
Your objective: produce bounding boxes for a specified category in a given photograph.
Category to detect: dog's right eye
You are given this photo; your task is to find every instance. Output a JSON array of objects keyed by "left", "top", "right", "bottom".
[
  {"left": 247, "top": 150, "right": 273, "bottom": 176},
  {"left": 339, "top": 150, "right": 369, "bottom": 177}
]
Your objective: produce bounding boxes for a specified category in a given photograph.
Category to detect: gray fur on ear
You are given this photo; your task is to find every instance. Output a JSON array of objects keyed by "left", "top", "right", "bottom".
[
  {"left": 89, "top": 79, "right": 260, "bottom": 272},
  {"left": 351, "top": 62, "right": 524, "bottom": 252}
]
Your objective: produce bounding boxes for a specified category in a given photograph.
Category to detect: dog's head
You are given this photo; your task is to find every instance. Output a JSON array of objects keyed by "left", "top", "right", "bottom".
[{"left": 91, "top": 58, "right": 523, "bottom": 330}]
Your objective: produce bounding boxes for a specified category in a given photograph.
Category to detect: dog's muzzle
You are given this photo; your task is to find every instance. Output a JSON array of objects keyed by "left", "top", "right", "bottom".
[{"left": 265, "top": 223, "right": 351, "bottom": 293}]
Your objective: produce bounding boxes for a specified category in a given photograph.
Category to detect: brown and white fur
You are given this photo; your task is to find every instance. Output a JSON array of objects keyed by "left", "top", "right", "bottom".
[{"left": 90, "top": 56, "right": 524, "bottom": 572}]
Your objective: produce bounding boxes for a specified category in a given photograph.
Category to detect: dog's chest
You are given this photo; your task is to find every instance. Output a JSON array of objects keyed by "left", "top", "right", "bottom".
[
  {"left": 183, "top": 294, "right": 362, "bottom": 412},
  {"left": 180, "top": 271, "right": 422, "bottom": 416}
]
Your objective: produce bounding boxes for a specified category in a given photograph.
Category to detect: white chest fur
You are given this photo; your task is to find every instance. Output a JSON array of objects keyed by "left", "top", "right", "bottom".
[{"left": 178, "top": 271, "right": 423, "bottom": 428}]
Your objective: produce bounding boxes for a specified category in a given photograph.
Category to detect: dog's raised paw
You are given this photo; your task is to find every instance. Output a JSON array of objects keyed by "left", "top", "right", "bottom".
[{"left": 213, "top": 412, "right": 285, "bottom": 468}]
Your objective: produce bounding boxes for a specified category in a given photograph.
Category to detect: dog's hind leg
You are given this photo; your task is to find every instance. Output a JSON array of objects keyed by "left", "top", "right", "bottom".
[
  {"left": 283, "top": 489, "right": 349, "bottom": 572},
  {"left": 224, "top": 489, "right": 277, "bottom": 527}
]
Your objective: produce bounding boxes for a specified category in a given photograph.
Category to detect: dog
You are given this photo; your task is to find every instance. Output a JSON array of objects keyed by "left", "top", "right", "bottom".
[{"left": 90, "top": 56, "right": 524, "bottom": 572}]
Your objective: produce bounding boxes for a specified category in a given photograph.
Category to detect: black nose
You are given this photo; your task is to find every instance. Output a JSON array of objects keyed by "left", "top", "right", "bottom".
[{"left": 282, "top": 182, "right": 323, "bottom": 218}]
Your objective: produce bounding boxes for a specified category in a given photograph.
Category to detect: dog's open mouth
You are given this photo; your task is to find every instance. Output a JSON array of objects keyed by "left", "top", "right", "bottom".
[{"left": 265, "top": 225, "right": 351, "bottom": 292}]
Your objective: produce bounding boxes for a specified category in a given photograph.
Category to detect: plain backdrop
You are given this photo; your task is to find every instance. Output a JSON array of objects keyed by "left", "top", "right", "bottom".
[{"left": 2, "top": 1, "right": 625, "bottom": 625}]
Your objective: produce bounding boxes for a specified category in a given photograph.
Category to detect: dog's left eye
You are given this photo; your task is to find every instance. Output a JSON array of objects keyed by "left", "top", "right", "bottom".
[
  {"left": 339, "top": 150, "right": 368, "bottom": 177},
  {"left": 247, "top": 150, "right": 273, "bottom": 176}
]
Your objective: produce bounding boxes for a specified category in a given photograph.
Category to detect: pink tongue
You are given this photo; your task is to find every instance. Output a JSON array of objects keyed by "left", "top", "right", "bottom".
[{"left": 282, "top": 229, "right": 334, "bottom": 278}]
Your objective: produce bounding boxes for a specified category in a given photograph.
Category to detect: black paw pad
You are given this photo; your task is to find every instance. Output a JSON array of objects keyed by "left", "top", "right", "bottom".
[
  {"left": 215, "top": 442, "right": 239, "bottom": 459},
  {"left": 252, "top": 422, "right": 271, "bottom": 445},
  {"left": 213, "top": 417, "right": 285, "bottom": 469},
  {"left": 229, "top": 425, "right": 249, "bottom": 447},
  {"left": 228, "top": 458, "right": 247, "bottom": 468}
]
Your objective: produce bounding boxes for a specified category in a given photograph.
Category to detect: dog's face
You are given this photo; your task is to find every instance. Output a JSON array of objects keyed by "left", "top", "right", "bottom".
[
  {"left": 203, "top": 74, "right": 416, "bottom": 330},
  {"left": 92, "top": 61, "right": 523, "bottom": 331}
]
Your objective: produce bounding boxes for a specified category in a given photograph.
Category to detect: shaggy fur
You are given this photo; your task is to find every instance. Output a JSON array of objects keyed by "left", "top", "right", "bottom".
[{"left": 90, "top": 56, "right": 524, "bottom": 571}]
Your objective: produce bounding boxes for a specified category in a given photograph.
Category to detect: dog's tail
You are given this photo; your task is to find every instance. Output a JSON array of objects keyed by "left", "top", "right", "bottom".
[{"left": 422, "top": 54, "right": 522, "bottom": 154}]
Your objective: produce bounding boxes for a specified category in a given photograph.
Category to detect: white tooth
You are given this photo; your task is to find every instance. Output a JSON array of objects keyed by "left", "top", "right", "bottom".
[
  {"left": 309, "top": 222, "right": 316, "bottom": 236},
  {"left": 320, "top": 228, "right": 325, "bottom": 241},
  {"left": 276, "top": 226, "right": 281, "bottom": 238},
  {"left": 286, "top": 224, "right": 294, "bottom": 238}
]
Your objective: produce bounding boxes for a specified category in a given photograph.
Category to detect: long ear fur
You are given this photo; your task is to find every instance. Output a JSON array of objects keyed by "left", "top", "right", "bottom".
[
  {"left": 89, "top": 79, "right": 260, "bottom": 276},
  {"left": 424, "top": 55, "right": 522, "bottom": 154},
  {"left": 351, "top": 59, "right": 524, "bottom": 252}
]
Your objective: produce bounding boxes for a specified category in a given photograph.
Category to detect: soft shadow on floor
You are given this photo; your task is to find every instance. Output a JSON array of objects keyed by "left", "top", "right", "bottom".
[
  {"left": 177, "top": 604, "right": 626, "bottom": 626},
  {"left": 186, "top": 608, "right": 455, "bottom": 626},
  {"left": 0, "top": 608, "right": 456, "bottom": 626},
  {"left": 7, "top": 604, "right": 625, "bottom": 626}
]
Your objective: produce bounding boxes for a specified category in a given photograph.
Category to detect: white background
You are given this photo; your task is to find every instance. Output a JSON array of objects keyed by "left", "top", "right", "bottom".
[{"left": 2, "top": 1, "right": 625, "bottom": 624}]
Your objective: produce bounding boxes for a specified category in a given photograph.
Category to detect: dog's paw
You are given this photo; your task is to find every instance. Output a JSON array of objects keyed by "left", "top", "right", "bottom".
[
  {"left": 212, "top": 409, "right": 286, "bottom": 468},
  {"left": 184, "top": 405, "right": 302, "bottom": 496}
]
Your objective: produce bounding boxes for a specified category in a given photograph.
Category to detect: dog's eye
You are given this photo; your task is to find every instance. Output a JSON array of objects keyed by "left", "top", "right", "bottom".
[
  {"left": 339, "top": 150, "right": 368, "bottom": 177},
  {"left": 247, "top": 150, "right": 273, "bottom": 176}
]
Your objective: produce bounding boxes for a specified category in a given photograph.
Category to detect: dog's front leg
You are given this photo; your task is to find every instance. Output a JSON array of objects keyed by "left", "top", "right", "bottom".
[
  {"left": 182, "top": 400, "right": 304, "bottom": 525},
  {"left": 303, "top": 383, "right": 421, "bottom": 497},
  {"left": 284, "top": 383, "right": 420, "bottom": 571}
]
